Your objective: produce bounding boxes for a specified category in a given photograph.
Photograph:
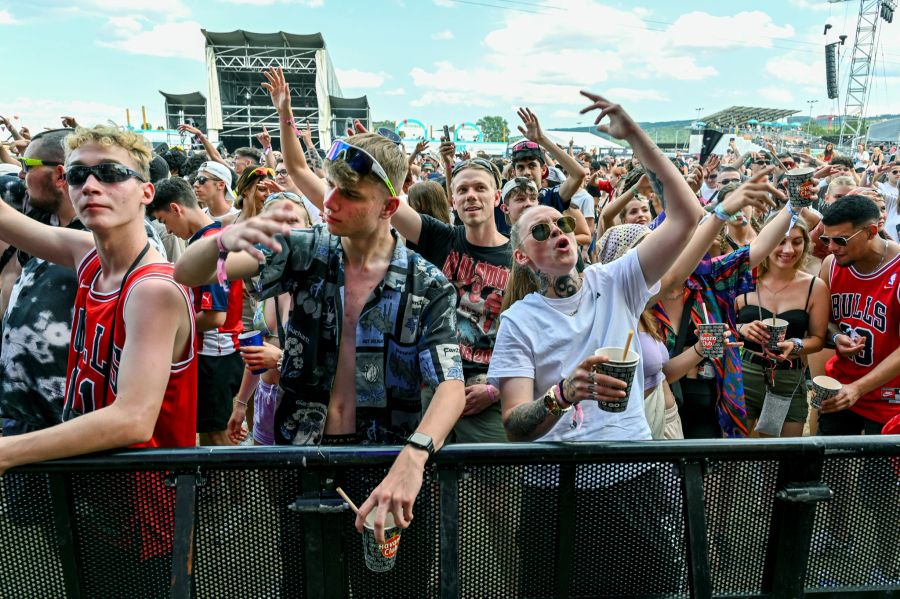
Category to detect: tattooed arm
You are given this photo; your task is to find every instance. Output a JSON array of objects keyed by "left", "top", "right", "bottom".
[{"left": 501, "top": 377, "right": 562, "bottom": 441}]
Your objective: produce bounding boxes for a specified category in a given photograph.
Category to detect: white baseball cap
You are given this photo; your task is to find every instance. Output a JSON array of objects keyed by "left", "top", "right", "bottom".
[{"left": 198, "top": 161, "right": 233, "bottom": 189}]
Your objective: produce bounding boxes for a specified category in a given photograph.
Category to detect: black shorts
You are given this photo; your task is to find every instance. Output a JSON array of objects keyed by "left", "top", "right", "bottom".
[{"left": 196, "top": 352, "right": 245, "bottom": 433}]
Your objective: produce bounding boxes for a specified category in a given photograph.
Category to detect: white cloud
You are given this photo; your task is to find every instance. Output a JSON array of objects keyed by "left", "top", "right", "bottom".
[
  {"left": 788, "top": 0, "right": 831, "bottom": 10},
  {"left": 433, "top": 0, "right": 456, "bottom": 6},
  {"left": 0, "top": 97, "right": 132, "bottom": 131},
  {"left": 219, "top": 0, "right": 323, "bottom": 5},
  {"left": 765, "top": 57, "right": 824, "bottom": 92},
  {"left": 410, "top": 0, "right": 721, "bottom": 109},
  {"left": 759, "top": 86, "right": 795, "bottom": 104},
  {"left": 605, "top": 88, "right": 668, "bottom": 102},
  {"left": 0, "top": 9, "right": 19, "bottom": 24},
  {"left": 98, "top": 19, "right": 205, "bottom": 61},
  {"left": 431, "top": 29, "right": 454, "bottom": 40},
  {"left": 335, "top": 69, "right": 388, "bottom": 89},
  {"left": 383, "top": 88, "right": 407, "bottom": 96},
  {"left": 552, "top": 109, "right": 579, "bottom": 118},
  {"left": 665, "top": 11, "right": 794, "bottom": 49},
  {"left": 411, "top": 91, "right": 494, "bottom": 108}
]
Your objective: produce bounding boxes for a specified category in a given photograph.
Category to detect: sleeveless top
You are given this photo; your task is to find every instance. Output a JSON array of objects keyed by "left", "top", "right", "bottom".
[
  {"left": 827, "top": 252, "right": 900, "bottom": 423},
  {"left": 63, "top": 248, "right": 197, "bottom": 448},
  {"left": 639, "top": 331, "right": 669, "bottom": 391},
  {"left": 737, "top": 276, "right": 815, "bottom": 354}
]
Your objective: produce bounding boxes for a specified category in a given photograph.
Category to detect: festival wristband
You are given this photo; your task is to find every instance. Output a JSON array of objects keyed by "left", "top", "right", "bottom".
[
  {"left": 486, "top": 384, "right": 496, "bottom": 404},
  {"left": 556, "top": 380, "right": 571, "bottom": 407},
  {"left": 713, "top": 203, "right": 736, "bottom": 221},
  {"left": 282, "top": 117, "right": 302, "bottom": 137},
  {"left": 831, "top": 332, "right": 843, "bottom": 346},
  {"left": 215, "top": 225, "right": 234, "bottom": 292}
]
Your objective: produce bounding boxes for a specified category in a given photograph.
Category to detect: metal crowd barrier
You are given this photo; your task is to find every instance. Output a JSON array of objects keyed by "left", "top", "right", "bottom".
[{"left": 1, "top": 437, "right": 899, "bottom": 598}]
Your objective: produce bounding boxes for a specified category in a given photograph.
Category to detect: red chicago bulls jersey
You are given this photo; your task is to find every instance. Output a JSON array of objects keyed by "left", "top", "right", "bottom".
[
  {"left": 827, "top": 252, "right": 900, "bottom": 423},
  {"left": 64, "top": 249, "right": 197, "bottom": 447}
]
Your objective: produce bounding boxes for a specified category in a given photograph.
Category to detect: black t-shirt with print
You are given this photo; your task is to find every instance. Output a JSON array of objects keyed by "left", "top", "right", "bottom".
[{"left": 413, "top": 215, "right": 512, "bottom": 379}]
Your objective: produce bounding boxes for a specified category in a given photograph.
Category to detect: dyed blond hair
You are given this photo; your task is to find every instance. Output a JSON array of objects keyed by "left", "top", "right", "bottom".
[{"left": 65, "top": 125, "right": 152, "bottom": 180}]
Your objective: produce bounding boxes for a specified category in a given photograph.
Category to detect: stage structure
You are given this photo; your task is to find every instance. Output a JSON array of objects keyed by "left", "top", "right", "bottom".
[
  {"left": 162, "top": 30, "right": 369, "bottom": 153},
  {"left": 828, "top": 0, "right": 897, "bottom": 148}
]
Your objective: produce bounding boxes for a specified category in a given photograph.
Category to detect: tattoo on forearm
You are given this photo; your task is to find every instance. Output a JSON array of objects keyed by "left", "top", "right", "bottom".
[
  {"left": 505, "top": 398, "right": 552, "bottom": 438},
  {"left": 554, "top": 274, "right": 579, "bottom": 297},
  {"left": 645, "top": 168, "right": 665, "bottom": 207}
]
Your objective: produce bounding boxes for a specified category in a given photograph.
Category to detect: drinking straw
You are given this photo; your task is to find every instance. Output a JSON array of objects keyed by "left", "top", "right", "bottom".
[
  {"left": 336, "top": 487, "right": 360, "bottom": 515},
  {"left": 701, "top": 303, "right": 709, "bottom": 324},
  {"left": 622, "top": 330, "right": 634, "bottom": 361}
]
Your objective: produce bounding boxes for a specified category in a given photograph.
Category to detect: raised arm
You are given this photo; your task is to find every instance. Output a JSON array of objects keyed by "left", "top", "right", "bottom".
[
  {"left": 174, "top": 207, "right": 294, "bottom": 287},
  {"left": 256, "top": 126, "right": 277, "bottom": 170},
  {"left": 652, "top": 168, "right": 780, "bottom": 302},
  {"left": 178, "top": 123, "right": 225, "bottom": 165},
  {"left": 262, "top": 67, "right": 327, "bottom": 209},
  {"left": 580, "top": 91, "right": 696, "bottom": 287},
  {"left": 0, "top": 195, "right": 94, "bottom": 270},
  {"left": 600, "top": 176, "right": 642, "bottom": 231},
  {"left": 517, "top": 107, "right": 588, "bottom": 203},
  {"left": 748, "top": 203, "right": 792, "bottom": 268},
  {"left": 389, "top": 194, "right": 425, "bottom": 245}
]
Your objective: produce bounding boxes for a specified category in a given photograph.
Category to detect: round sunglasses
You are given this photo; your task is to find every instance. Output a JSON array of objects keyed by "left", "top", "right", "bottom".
[{"left": 526, "top": 215, "right": 576, "bottom": 242}]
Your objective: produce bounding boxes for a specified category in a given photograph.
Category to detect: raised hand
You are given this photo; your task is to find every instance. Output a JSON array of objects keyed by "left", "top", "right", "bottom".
[
  {"left": 177, "top": 123, "right": 203, "bottom": 137},
  {"left": 256, "top": 125, "right": 272, "bottom": 149},
  {"left": 704, "top": 153, "right": 721, "bottom": 173},
  {"left": 300, "top": 121, "right": 315, "bottom": 148},
  {"left": 219, "top": 206, "right": 297, "bottom": 260},
  {"left": 61, "top": 116, "right": 79, "bottom": 129},
  {"left": 439, "top": 139, "right": 456, "bottom": 165},
  {"left": 414, "top": 140, "right": 429, "bottom": 155},
  {"left": 516, "top": 107, "right": 545, "bottom": 143},
  {"left": 262, "top": 66, "right": 292, "bottom": 115},
  {"left": 720, "top": 166, "right": 783, "bottom": 214},
  {"left": 579, "top": 91, "right": 640, "bottom": 141}
]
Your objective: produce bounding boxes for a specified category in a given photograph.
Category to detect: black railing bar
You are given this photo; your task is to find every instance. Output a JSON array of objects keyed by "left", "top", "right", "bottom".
[{"left": 10, "top": 436, "right": 900, "bottom": 474}]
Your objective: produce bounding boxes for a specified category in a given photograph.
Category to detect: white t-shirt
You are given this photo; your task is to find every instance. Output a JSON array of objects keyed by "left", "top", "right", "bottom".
[
  {"left": 488, "top": 249, "right": 658, "bottom": 441},
  {"left": 854, "top": 151, "right": 870, "bottom": 170},
  {"left": 203, "top": 205, "right": 240, "bottom": 222},
  {"left": 569, "top": 188, "right": 595, "bottom": 220},
  {"left": 881, "top": 181, "right": 900, "bottom": 242}
]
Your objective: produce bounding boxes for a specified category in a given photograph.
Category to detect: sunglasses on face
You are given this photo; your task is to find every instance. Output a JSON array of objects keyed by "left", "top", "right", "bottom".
[
  {"left": 754, "top": 160, "right": 770, "bottom": 166},
  {"left": 326, "top": 140, "right": 397, "bottom": 197},
  {"left": 18, "top": 157, "right": 63, "bottom": 173},
  {"left": 194, "top": 175, "right": 219, "bottom": 186},
  {"left": 890, "top": 170, "right": 900, "bottom": 176},
  {"left": 719, "top": 178, "right": 741, "bottom": 185},
  {"left": 65, "top": 163, "right": 147, "bottom": 186},
  {"left": 526, "top": 215, "right": 576, "bottom": 242},
  {"left": 820, "top": 228, "right": 866, "bottom": 247}
]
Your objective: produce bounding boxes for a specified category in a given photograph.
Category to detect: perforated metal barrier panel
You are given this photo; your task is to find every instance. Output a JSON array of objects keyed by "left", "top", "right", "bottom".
[{"left": 0, "top": 439, "right": 898, "bottom": 599}]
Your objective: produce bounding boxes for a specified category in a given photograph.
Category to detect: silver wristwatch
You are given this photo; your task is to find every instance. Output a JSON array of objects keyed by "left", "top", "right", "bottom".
[{"left": 789, "top": 337, "right": 804, "bottom": 356}]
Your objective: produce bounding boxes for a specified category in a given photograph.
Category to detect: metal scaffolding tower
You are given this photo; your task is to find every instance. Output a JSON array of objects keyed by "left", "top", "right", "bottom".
[{"left": 830, "top": 0, "right": 896, "bottom": 148}]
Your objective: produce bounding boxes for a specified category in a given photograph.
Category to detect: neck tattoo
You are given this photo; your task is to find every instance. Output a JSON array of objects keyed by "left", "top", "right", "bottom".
[{"left": 536, "top": 269, "right": 583, "bottom": 299}]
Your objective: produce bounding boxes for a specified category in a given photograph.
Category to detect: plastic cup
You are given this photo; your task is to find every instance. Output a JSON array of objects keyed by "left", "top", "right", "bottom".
[
  {"left": 784, "top": 167, "right": 816, "bottom": 210},
  {"left": 697, "top": 323, "right": 726, "bottom": 359},
  {"left": 811, "top": 376, "right": 842, "bottom": 410},
  {"left": 764, "top": 318, "right": 789, "bottom": 352},
  {"left": 362, "top": 511, "right": 402, "bottom": 572},
  {"left": 592, "top": 347, "right": 640, "bottom": 413},
  {"left": 238, "top": 330, "right": 267, "bottom": 375}
]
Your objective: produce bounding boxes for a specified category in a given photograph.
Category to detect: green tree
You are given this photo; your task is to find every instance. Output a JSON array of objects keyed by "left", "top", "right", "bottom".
[
  {"left": 372, "top": 119, "right": 396, "bottom": 132},
  {"left": 476, "top": 116, "right": 510, "bottom": 142}
]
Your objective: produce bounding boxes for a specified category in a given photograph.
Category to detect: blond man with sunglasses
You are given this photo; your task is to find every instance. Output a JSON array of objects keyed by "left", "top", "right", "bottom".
[{"left": 175, "top": 69, "right": 465, "bottom": 565}]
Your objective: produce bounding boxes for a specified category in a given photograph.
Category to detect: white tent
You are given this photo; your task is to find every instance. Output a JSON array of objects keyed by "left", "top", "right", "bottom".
[{"left": 545, "top": 130, "right": 624, "bottom": 150}]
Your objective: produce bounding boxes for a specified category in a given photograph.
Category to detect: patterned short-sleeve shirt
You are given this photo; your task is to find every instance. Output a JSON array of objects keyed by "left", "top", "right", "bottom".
[{"left": 255, "top": 224, "right": 464, "bottom": 445}]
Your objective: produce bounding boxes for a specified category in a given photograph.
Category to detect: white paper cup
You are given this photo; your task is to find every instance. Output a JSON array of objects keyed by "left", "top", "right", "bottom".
[
  {"left": 697, "top": 323, "right": 726, "bottom": 359},
  {"left": 592, "top": 347, "right": 639, "bottom": 413},
  {"left": 764, "top": 318, "right": 789, "bottom": 352},
  {"left": 811, "top": 376, "right": 842, "bottom": 410},
  {"left": 362, "top": 511, "right": 402, "bottom": 572}
]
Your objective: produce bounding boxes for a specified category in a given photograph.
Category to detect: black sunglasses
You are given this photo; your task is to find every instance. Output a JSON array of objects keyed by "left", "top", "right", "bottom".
[
  {"left": 65, "top": 163, "right": 147, "bottom": 186},
  {"left": 820, "top": 228, "right": 866, "bottom": 247},
  {"left": 754, "top": 160, "right": 770, "bottom": 166},
  {"left": 526, "top": 215, "right": 576, "bottom": 242}
]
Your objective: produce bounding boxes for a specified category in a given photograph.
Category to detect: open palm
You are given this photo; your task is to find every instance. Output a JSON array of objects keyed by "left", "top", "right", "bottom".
[{"left": 262, "top": 67, "right": 292, "bottom": 114}]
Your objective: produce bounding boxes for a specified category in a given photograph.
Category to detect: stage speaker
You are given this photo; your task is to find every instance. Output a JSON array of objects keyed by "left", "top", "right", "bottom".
[{"left": 826, "top": 42, "right": 839, "bottom": 100}]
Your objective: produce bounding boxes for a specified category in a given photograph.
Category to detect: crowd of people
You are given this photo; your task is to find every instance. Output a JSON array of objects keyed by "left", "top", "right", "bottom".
[{"left": 1, "top": 65, "right": 900, "bottom": 584}]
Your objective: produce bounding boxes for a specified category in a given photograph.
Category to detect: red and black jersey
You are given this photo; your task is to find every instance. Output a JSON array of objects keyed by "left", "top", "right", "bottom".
[
  {"left": 827, "top": 253, "right": 900, "bottom": 424},
  {"left": 63, "top": 248, "right": 197, "bottom": 447}
]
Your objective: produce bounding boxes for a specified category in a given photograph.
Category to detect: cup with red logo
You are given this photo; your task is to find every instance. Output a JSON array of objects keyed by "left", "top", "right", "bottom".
[
  {"left": 362, "top": 511, "right": 402, "bottom": 572},
  {"left": 784, "top": 167, "right": 816, "bottom": 210},
  {"left": 697, "top": 323, "right": 726, "bottom": 359}
]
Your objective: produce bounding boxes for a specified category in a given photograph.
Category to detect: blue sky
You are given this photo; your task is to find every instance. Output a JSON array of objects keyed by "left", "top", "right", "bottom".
[{"left": 2, "top": 0, "right": 899, "bottom": 134}]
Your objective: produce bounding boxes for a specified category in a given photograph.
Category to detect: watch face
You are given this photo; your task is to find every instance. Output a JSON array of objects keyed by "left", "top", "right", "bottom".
[{"left": 408, "top": 432, "right": 434, "bottom": 452}]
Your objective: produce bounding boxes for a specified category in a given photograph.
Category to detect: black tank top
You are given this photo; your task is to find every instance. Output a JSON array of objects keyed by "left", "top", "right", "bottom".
[{"left": 737, "top": 276, "right": 815, "bottom": 354}]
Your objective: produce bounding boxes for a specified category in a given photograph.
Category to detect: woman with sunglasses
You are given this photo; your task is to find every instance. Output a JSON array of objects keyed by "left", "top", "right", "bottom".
[
  {"left": 735, "top": 216, "right": 828, "bottom": 437},
  {"left": 489, "top": 92, "right": 701, "bottom": 445}
]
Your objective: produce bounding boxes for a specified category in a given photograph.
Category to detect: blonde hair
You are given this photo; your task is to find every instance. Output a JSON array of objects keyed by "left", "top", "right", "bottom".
[
  {"left": 758, "top": 215, "right": 811, "bottom": 277},
  {"left": 65, "top": 125, "right": 152, "bottom": 180},
  {"left": 262, "top": 196, "right": 311, "bottom": 228},
  {"left": 326, "top": 133, "right": 408, "bottom": 197},
  {"left": 501, "top": 218, "right": 541, "bottom": 313},
  {"left": 826, "top": 176, "right": 856, "bottom": 196}
]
